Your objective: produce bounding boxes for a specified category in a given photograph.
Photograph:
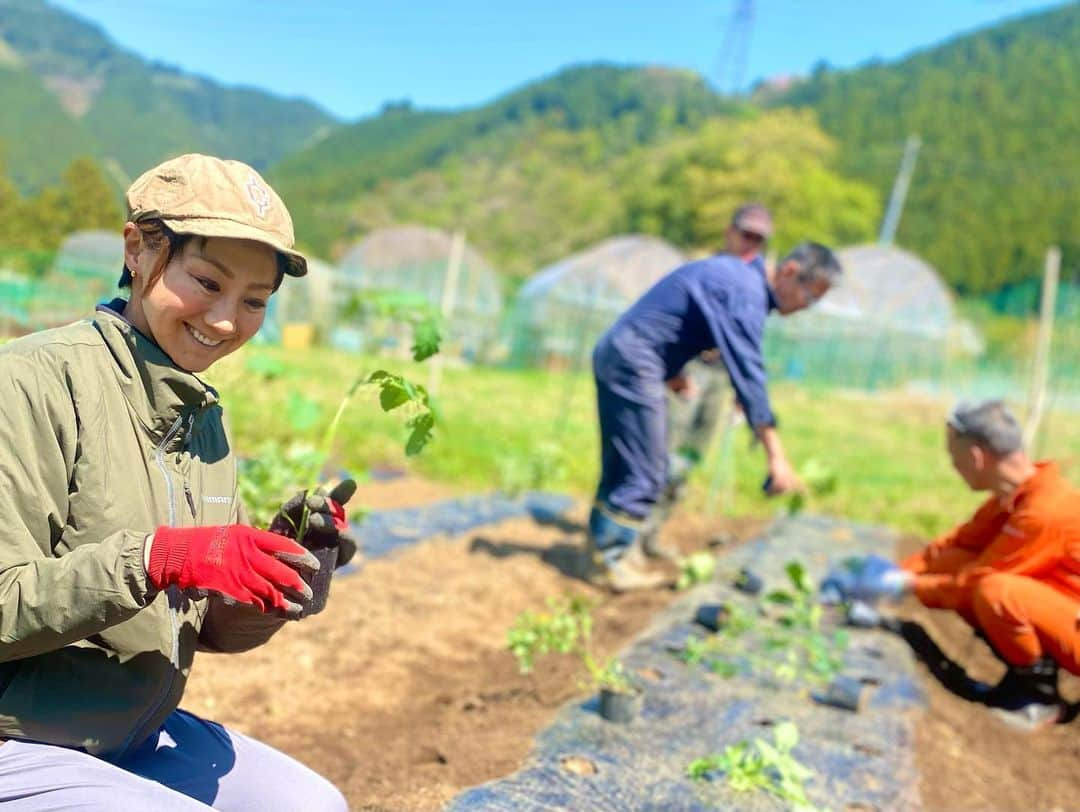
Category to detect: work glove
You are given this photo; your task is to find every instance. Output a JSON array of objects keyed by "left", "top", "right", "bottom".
[
  {"left": 269, "top": 479, "right": 359, "bottom": 568},
  {"left": 820, "top": 554, "right": 910, "bottom": 605},
  {"left": 146, "top": 525, "right": 319, "bottom": 617}
]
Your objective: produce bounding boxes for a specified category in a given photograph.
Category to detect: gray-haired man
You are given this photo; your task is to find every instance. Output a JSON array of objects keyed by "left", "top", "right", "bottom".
[
  {"left": 588, "top": 241, "right": 842, "bottom": 591},
  {"left": 641, "top": 203, "right": 775, "bottom": 561}
]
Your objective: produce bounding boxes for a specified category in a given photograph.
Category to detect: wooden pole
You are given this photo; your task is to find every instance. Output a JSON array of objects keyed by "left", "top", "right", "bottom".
[
  {"left": 1023, "top": 246, "right": 1061, "bottom": 452},
  {"left": 878, "top": 135, "right": 921, "bottom": 246},
  {"left": 428, "top": 230, "right": 466, "bottom": 396}
]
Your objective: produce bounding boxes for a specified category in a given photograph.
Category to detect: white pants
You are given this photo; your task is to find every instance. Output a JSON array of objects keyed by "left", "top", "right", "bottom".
[{"left": 0, "top": 709, "right": 347, "bottom": 811}]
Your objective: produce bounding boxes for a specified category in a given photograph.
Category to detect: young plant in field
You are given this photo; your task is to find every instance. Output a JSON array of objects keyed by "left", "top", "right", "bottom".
[
  {"left": 238, "top": 441, "right": 325, "bottom": 529},
  {"left": 340, "top": 289, "right": 443, "bottom": 361},
  {"left": 687, "top": 721, "right": 824, "bottom": 811},
  {"left": 677, "top": 551, "right": 717, "bottom": 590},
  {"left": 786, "top": 458, "right": 838, "bottom": 515},
  {"left": 266, "top": 310, "right": 441, "bottom": 543},
  {"left": 677, "top": 560, "right": 848, "bottom": 685},
  {"left": 497, "top": 440, "right": 568, "bottom": 497},
  {"left": 762, "top": 561, "right": 849, "bottom": 683},
  {"left": 679, "top": 602, "right": 755, "bottom": 677},
  {"left": 508, "top": 595, "right": 635, "bottom": 695}
]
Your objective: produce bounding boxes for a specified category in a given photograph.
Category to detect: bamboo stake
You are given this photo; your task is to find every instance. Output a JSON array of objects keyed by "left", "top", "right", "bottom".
[{"left": 1023, "top": 246, "right": 1061, "bottom": 452}]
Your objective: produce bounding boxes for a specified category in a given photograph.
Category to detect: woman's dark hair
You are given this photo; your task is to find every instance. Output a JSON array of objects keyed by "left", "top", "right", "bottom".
[{"left": 119, "top": 219, "right": 286, "bottom": 292}]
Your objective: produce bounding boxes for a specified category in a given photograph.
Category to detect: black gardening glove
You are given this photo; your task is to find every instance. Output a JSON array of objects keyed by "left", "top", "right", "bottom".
[{"left": 269, "top": 479, "right": 360, "bottom": 568}]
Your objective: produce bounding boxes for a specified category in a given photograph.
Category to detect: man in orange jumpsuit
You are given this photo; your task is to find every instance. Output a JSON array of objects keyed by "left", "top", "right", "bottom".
[{"left": 836, "top": 400, "right": 1080, "bottom": 728}]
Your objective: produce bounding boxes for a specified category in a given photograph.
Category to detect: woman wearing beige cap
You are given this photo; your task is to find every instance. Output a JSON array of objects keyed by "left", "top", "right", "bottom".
[{"left": 0, "top": 154, "right": 350, "bottom": 810}]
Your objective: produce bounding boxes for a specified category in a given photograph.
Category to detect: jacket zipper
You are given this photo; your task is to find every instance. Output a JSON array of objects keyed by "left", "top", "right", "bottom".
[
  {"left": 183, "top": 412, "right": 197, "bottom": 521},
  {"left": 183, "top": 482, "right": 197, "bottom": 520},
  {"left": 117, "top": 412, "right": 188, "bottom": 758}
]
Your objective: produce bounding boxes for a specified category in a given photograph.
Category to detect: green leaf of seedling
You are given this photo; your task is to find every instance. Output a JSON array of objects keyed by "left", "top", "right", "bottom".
[
  {"left": 786, "top": 491, "right": 807, "bottom": 515},
  {"left": 773, "top": 721, "right": 799, "bottom": 752},
  {"left": 405, "top": 412, "right": 435, "bottom": 456},
  {"left": 677, "top": 551, "right": 716, "bottom": 590},
  {"left": 709, "top": 659, "right": 739, "bottom": 678},
  {"left": 765, "top": 589, "right": 795, "bottom": 605},
  {"left": 785, "top": 561, "right": 810, "bottom": 594},
  {"left": 687, "top": 754, "right": 725, "bottom": 780},
  {"left": 379, "top": 381, "right": 411, "bottom": 412},
  {"left": 411, "top": 318, "right": 441, "bottom": 362}
]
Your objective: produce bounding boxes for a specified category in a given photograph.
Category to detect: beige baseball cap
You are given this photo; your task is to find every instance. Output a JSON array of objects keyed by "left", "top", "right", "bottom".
[{"left": 125, "top": 153, "right": 307, "bottom": 277}]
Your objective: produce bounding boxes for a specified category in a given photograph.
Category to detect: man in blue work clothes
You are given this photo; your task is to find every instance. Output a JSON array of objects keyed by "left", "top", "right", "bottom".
[
  {"left": 588, "top": 239, "right": 842, "bottom": 591},
  {"left": 642, "top": 204, "right": 777, "bottom": 561}
]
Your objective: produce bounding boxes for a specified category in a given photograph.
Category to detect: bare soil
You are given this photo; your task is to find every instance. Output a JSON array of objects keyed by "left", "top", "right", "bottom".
[
  {"left": 181, "top": 483, "right": 1080, "bottom": 811},
  {"left": 894, "top": 535, "right": 1080, "bottom": 812}
]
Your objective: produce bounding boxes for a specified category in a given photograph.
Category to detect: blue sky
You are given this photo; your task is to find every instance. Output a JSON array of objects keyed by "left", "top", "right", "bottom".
[{"left": 54, "top": 0, "right": 1066, "bottom": 120}]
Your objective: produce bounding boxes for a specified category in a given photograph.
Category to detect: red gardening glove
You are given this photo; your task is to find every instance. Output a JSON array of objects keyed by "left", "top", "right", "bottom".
[{"left": 147, "top": 525, "right": 320, "bottom": 617}]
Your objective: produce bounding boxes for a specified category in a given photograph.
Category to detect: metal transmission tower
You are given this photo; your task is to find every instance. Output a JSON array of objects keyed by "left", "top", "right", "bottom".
[{"left": 715, "top": 0, "right": 756, "bottom": 95}]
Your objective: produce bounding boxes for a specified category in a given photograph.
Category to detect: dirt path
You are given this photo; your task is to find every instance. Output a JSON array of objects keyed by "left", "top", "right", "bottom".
[
  {"left": 893, "top": 536, "right": 1080, "bottom": 812},
  {"left": 182, "top": 489, "right": 1080, "bottom": 811},
  {"left": 183, "top": 484, "right": 762, "bottom": 811}
]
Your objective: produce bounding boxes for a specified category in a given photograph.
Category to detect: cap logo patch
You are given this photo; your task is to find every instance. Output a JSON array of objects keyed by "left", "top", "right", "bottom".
[{"left": 245, "top": 174, "right": 271, "bottom": 219}]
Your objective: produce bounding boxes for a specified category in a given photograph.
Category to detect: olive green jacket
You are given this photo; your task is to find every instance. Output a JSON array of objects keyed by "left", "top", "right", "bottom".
[{"left": 0, "top": 302, "right": 285, "bottom": 758}]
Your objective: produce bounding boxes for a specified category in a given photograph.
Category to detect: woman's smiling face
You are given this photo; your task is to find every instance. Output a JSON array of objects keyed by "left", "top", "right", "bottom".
[{"left": 123, "top": 224, "right": 279, "bottom": 373}]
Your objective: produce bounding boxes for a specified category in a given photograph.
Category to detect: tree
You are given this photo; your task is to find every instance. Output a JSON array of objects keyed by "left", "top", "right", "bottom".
[{"left": 621, "top": 109, "right": 880, "bottom": 253}]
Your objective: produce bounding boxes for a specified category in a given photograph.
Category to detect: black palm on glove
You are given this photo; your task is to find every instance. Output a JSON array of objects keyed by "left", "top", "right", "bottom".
[{"left": 269, "top": 479, "right": 360, "bottom": 569}]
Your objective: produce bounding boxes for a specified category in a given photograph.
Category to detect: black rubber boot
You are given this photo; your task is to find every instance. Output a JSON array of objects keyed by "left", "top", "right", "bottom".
[{"left": 980, "top": 657, "right": 1064, "bottom": 730}]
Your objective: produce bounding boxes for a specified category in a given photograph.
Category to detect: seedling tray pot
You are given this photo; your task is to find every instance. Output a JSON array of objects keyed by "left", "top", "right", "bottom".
[
  {"left": 812, "top": 674, "right": 865, "bottom": 712},
  {"left": 733, "top": 567, "right": 763, "bottom": 596},
  {"left": 693, "top": 603, "right": 732, "bottom": 632},
  {"left": 599, "top": 687, "right": 642, "bottom": 724},
  {"left": 302, "top": 546, "right": 338, "bottom": 616}
]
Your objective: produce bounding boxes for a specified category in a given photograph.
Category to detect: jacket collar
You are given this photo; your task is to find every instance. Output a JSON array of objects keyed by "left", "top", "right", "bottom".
[
  {"left": 93, "top": 299, "right": 219, "bottom": 445},
  {"left": 749, "top": 254, "right": 779, "bottom": 312},
  {"left": 1002, "top": 460, "right": 1058, "bottom": 511}
]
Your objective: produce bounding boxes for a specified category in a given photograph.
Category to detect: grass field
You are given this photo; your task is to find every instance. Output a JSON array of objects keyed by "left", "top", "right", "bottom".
[{"left": 209, "top": 343, "right": 1080, "bottom": 539}]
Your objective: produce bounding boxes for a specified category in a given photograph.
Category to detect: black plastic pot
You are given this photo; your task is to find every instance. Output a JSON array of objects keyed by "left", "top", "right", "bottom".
[
  {"left": 811, "top": 674, "right": 865, "bottom": 712},
  {"left": 598, "top": 687, "right": 643, "bottom": 723},
  {"left": 694, "top": 603, "right": 732, "bottom": 632},
  {"left": 733, "top": 567, "right": 763, "bottom": 596},
  {"left": 301, "top": 546, "right": 338, "bottom": 616}
]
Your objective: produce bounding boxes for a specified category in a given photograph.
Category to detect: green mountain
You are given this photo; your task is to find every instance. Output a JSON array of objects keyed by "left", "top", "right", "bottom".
[
  {"left": 0, "top": 0, "right": 337, "bottom": 191},
  {"left": 772, "top": 2, "right": 1080, "bottom": 294},
  {"left": 272, "top": 63, "right": 736, "bottom": 256},
  {"left": 275, "top": 4, "right": 1080, "bottom": 296}
]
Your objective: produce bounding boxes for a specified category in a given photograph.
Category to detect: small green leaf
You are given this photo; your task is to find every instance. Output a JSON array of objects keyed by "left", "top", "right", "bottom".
[
  {"left": 785, "top": 560, "right": 809, "bottom": 594},
  {"left": 411, "top": 319, "right": 441, "bottom": 362},
  {"left": 773, "top": 721, "right": 799, "bottom": 752},
  {"left": 765, "top": 589, "right": 795, "bottom": 605},
  {"left": 379, "top": 381, "right": 411, "bottom": 412},
  {"left": 405, "top": 412, "right": 435, "bottom": 456}
]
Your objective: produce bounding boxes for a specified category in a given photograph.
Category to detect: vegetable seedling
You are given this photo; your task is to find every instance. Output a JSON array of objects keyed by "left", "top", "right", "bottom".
[
  {"left": 786, "top": 458, "right": 838, "bottom": 515},
  {"left": 687, "top": 721, "right": 824, "bottom": 811},
  {"left": 678, "top": 551, "right": 717, "bottom": 590},
  {"left": 508, "top": 595, "right": 636, "bottom": 699}
]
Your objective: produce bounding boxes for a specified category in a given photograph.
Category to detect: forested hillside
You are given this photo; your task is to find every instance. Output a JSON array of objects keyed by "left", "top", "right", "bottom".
[
  {"left": 775, "top": 2, "right": 1080, "bottom": 293},
  {"left": 2, "top": 0, "right": 1075, "bottom": 299},
  {"left": 272, "top": 64, "right": 740, "bottom": 260},
  {"left": 273, "top": 65, "right": 877, "bottom": 278},
  {"left": 0, "top": 0, "right": 336, "bottom": 190}
]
